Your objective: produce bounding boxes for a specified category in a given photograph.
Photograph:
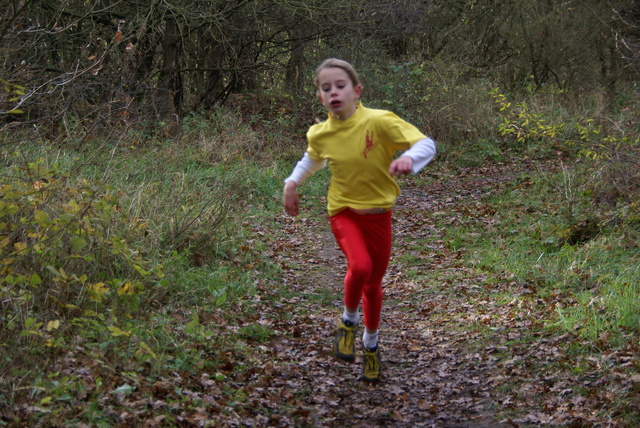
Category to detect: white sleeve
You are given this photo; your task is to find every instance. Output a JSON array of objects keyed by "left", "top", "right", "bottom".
[
  {"left": 284, "top": 152, "right": 326, "bottom": 184},
  {"left": 401, "top": 137, "right": 436, "bottom": 174}
]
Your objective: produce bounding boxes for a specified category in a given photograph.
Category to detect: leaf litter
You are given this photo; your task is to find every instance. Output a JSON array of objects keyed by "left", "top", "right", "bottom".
[{"left": 247, "top": 161, "right": 638, "bottom": 427}]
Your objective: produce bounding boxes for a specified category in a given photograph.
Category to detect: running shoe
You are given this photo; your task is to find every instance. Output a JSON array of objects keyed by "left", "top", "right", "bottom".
[
  {"left": 361, "top": 346, "right": 381, "bottom": 382},
  {"left": 334, "top": 319, "right": 357, "bottom": 362}
]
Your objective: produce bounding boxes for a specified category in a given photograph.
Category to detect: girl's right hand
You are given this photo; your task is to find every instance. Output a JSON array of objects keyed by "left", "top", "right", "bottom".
[{"left": 283, "top": 181, "right": 300, "bottom": 216}]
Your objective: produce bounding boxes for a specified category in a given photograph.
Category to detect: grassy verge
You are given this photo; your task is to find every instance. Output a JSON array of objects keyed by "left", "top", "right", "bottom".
[
  {"left": 391, "top": 160, "right": 639, "bottom": 423},
  {"left": 0, "top": 120, "right": 295, "bottom": 425}
]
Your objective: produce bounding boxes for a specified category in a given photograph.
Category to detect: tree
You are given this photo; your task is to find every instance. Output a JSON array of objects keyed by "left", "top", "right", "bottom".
[{"left": 1, "top": 0, "right": 638, "bottom": 136}]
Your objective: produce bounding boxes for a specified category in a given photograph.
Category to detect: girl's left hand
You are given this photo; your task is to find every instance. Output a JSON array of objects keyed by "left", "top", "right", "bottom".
[{"left": 389, "top": 155, "right": 413, "bottom": 176}]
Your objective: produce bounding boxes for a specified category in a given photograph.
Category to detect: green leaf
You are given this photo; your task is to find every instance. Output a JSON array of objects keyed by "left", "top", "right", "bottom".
[
  {"left": 46, "top": 265, "right": 60, "bottom": 276},
  {"left": 186, "top": 312, "right": 200, "bottom": 329},
  {"left": 25, "top": 317, "right": 38, "bottom": 328},
  {"left": 108, "top": 325, "right": 131, "bottom": 337},
  {"left": 111, "top": 384, "right": 134, "bottom": 395},
  {"left": 71, "top": 236, "right": 87, "bottom": 251},
  {"left": 34, "top": 210, "right": 49, "bottom": 225},
  {"left": 29, "top": 273, "right": 42, "bottom": 286},
  {"left": 216, "top": 292, "right": 227, "bottom": 306},
  {"left": 138, "top": 341, "right": 157, "bottom": 360},
  {"left": 133, "top": 263, "right": 149, "bottom": 276}
]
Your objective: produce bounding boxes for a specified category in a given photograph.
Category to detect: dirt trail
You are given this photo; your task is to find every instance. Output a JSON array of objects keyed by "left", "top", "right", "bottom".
[
  {"left": 264, "top": 165, "right": 524, "bottom": 427},
  {"left": 254, "top": 161, "right": 631, "bottom": 427}
]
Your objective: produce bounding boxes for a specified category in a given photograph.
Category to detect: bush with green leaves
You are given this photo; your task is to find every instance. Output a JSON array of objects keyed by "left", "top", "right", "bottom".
[
  {"left": 491, "top": 88, "right": 639, "bottom": 228},
  {"left": 0, "top": 155, "right": 165, "bottom": 348}
]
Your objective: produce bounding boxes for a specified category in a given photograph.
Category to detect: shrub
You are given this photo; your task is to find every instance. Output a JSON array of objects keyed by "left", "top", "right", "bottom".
[
  {"left": 0, "top": 155, "right": 164, "bottom": 350},
  {"left": 491, "top": 88, "right": 639, "bottom": 234}
]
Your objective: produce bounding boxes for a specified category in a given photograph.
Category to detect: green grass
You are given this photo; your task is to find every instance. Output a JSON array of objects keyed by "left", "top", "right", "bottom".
[
  {"left": 427, "top": 168, "right": 640, "bottom": 347},
  {"left": 0, "top": 121, "right": 295, "bottom": 424}
]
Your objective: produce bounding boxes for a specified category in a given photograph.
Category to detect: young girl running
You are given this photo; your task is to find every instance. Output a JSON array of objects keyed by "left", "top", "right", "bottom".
[{"left": 282, "top": 58, "right": 436, "bottom": 382}]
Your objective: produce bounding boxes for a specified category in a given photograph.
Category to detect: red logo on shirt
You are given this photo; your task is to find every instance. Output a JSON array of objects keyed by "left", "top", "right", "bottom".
[{"left": 362, "top": 130, "right": 374, "bottom": 158}]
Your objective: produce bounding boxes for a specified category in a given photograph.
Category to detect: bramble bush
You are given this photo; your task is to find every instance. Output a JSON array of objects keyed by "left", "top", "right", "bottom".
[
  {"left": 0, "top": 105, "right": 271, "bottom": 367},
  {"left": 0, "top": 154, "right": 165, "bottom": 352},
  {"left": 0, "top": 110, "right": 275, "bottom": 421},
  {"left": 490, "top": 88, "right": 639, "bottom": 244}
]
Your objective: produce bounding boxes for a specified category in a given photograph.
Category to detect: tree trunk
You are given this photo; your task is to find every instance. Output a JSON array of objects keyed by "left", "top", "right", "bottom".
[{"left": 160, "top": 16, "right": 182, "bottom": 118}]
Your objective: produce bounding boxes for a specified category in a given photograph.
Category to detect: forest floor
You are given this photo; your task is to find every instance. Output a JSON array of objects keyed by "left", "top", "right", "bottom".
[
  {"left": 233, "top": 161, "right": 635, "bottom": 427},
  {"left": 7, "top": 161, "right": 637, "bottom": 427}
]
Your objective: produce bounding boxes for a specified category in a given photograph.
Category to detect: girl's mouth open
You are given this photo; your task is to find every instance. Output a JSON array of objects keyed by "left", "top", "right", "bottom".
[{"left": 330, "top": 100, "right": 342, "bottom": 107}]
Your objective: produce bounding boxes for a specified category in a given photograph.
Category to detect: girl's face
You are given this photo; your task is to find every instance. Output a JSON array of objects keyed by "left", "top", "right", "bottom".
[{"left": 316, "top": 67, "right": 362, "bottom": 120}]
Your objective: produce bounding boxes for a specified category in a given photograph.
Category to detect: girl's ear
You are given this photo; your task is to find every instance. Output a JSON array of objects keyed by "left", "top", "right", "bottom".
[{"left": 354, "top": 84, "right": 362, "bottom": 99}]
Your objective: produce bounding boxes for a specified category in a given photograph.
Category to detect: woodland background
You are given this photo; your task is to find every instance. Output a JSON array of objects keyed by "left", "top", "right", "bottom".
[
  {"left": 3, "top": 0, "right": 639, "bottom": 136},
  {"left": 1, "top": 0, "right": 640, "bottom": 426}
]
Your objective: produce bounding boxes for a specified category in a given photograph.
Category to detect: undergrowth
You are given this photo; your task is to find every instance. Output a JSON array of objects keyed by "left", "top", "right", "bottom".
[
  {"left": 475, "top": 178, "right": 640, "bottom": 345},
  {"left": 0, "top": 115, "right": 286, "bottom": 425}
]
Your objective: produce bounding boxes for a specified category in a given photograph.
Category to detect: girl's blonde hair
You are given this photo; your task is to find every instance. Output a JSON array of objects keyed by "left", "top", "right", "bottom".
[{"left": 313, "top": 58, "right": 361, "bottom": 89}]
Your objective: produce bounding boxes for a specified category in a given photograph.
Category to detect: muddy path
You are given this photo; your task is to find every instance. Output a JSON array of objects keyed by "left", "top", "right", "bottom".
[
  {"left": 242, "top": 161, "right": 629, "bottom": 427},
  {"left": 257, "top": 164, "right": 521, "bottom": 427}
]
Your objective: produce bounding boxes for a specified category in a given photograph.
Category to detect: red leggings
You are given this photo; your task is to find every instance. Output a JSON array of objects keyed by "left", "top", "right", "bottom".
[{"left": 330, "top": 209, "right": 392, "bottom": 331}]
